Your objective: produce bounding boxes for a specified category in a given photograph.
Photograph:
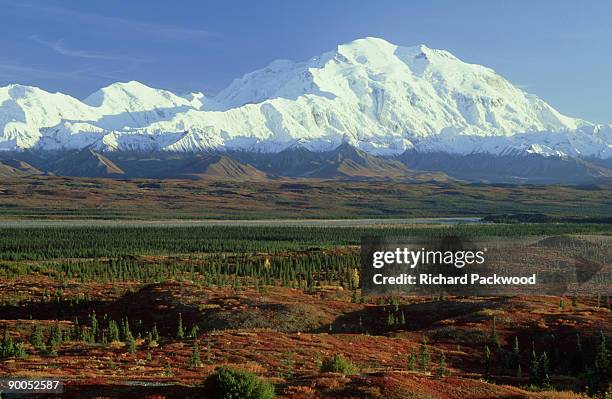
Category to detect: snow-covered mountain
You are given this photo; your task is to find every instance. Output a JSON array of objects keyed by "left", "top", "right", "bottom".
[{"left": 0, "top": 37, "right": 610, "bottom": 158}]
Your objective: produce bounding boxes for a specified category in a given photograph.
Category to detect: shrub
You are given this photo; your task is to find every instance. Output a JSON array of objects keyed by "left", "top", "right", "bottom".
[
  {"left": 204, "top": 366, "right": 275, "bottom": 399},
  {"left": 13, "top": 343, "right": 28, "bottom": 359},
  {"left": 319, "top": 354, "right": 359, "bottom": 375}
]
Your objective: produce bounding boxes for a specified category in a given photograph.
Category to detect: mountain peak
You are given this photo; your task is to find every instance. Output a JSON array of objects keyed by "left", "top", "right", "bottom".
[
  {"left": 104, "top": 80, "right": 149, "bottom": 89},
  {"left": 84, "top": 81, "right": 159, "bottom": 107},
  {"left": 341, "top": 36, "right": 395, "bottom": 48},
  {"left": 334, "top": 36, "right": 397, "bottom": 61},
  {"left": 0, "top": 83, "right": 56, "bottom": 100},
  {"left": 0, "top": 37, "right": 607, "bottom": 159},
  {"left": 2, "top": 83, "right": 40, "bottom": 92},
  {"left": 335, "top": 37, "right": 455, "bottom": 64}
]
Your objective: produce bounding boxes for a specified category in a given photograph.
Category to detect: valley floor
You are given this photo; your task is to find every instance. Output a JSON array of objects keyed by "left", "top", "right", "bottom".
[{"left": 0, "top": 224, "right": 610, "bottom": 398}]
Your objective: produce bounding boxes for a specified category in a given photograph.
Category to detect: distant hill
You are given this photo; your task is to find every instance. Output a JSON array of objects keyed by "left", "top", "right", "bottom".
[
  {"left": 304, "top": 143, "right": 449, "bottom": 181},
  {"left": 398, "top": 151, "right": 612, "bottom": 184},
  {"left": 0, "top": 158, "right": 41, "bottom": 177},
  {"left": 183, "top": 155, "right": 268, "bottom": 180},
  {"left": 2, "top": 142, "right": 611, "bottom": 183},
  {"left": 51, "top": 149, "right": 125, "bottom": 177}
]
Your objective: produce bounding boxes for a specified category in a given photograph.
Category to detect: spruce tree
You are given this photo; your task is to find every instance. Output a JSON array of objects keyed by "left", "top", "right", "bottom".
[
  {"left": 45, "top": 330, "right": 58, "bottom": 357},
  {"left": 125, "top": 329, "right": 136, "bottom": 354},
  {"left": 436, "top": 353, "right": 447, "bottom": 378},
  {"left": 190, "top": 341, "right": 201, "bottom": 367},
  {"left": 594, "top": 330, "right": 610, "bottom": 382},
  {"left": 50, "top": 323, "right": 63, "bottom": 346},
  {"left": 46, "top": 323, "right": 62, "bottom": 356},
  {"left": 529, "top": 348, "right": 540, "bottom": 386},
  {"left": 13, "top": 343, "right": 28, "bottom": 359},
  {"left": 108, "top": 320, "right": 120, "bottom": 342},
  {"left": 419, "top": 338, "right": 430, "bottom": 371},
  {"left": 79, "top": 327, "right": 91, "bottom": 343},
  {"left": 145, "top": 332, "right": 154, "bottom": 348},
  {"left": 407, "top": 352, "right": 417, "bottom": 371},
  {"left": 89, "top": 311, "right": 98, "bottom": 342},
  {"left": 152, "top": 323, "right": 160, "bottom": 342},
  {"left": 0, "top": 329, "right": 14, "bottom": 358},
  {"left": 513, "top": 336, "right": 520, "bottom": 368},
  {"left": 176, "top": 313, "right": 185, "bottom": 340},
  {"left": 549, "top": 334, "right": 559, "bottom": 373},
  {"left": 539, "top": 352, "right": 550, "bottom": 387},
  {"left": 573, "top": 333, "right": 585, "bottom": 373},
  {"left": 490, "top": 316, "right": 500, "bottom": 349},
  {"left": 282, "top": 350, "right": 294, "bottom": 378},
  {"left": 484, "top": 345, "right": 491, "bottom": 379},
  {"left": 29, "top": 325, "right": 45, "bottom": 352},
  {"left": 121, "top": 317, "right": 131, "bottom": 341},
  {"left": 188, "top": 324, "right": 199, "bottom": 339}
]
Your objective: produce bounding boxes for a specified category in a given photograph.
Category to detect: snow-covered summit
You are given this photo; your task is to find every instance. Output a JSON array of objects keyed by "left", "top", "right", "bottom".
[
  {"left": 215, "top": 37, "right": 583, "bottom": 136},
  {"left": 84, "top": 81, "right": 199, "bottom": 110},
  {"left": 0, "top": 37, "right": 609, "bottom": 158}
]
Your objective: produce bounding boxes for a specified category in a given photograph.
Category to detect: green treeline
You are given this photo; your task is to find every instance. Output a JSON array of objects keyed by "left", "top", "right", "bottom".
[{"left": 0, "top": 223, "right": 609, "bottom": 260}]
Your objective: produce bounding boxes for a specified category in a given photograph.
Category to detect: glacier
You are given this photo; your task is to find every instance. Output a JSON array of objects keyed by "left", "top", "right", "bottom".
[{"left": 0, "top": 37, "right": 610, "bottom": 158}]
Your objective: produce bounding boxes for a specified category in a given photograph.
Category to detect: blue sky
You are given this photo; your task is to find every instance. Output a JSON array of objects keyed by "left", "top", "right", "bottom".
[{"left": 1, "top": 0, "right": 610, "bottom": 123}]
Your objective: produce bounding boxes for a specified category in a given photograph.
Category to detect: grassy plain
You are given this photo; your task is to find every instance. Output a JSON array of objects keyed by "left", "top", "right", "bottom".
[{"left": 0, "top": 176, "right": 611, "bottom": 219}]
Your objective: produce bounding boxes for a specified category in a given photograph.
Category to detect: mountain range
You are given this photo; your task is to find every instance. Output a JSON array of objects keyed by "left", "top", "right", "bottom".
[{"left": 1, "top": 37, "right": 611, "bottom": 183}]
